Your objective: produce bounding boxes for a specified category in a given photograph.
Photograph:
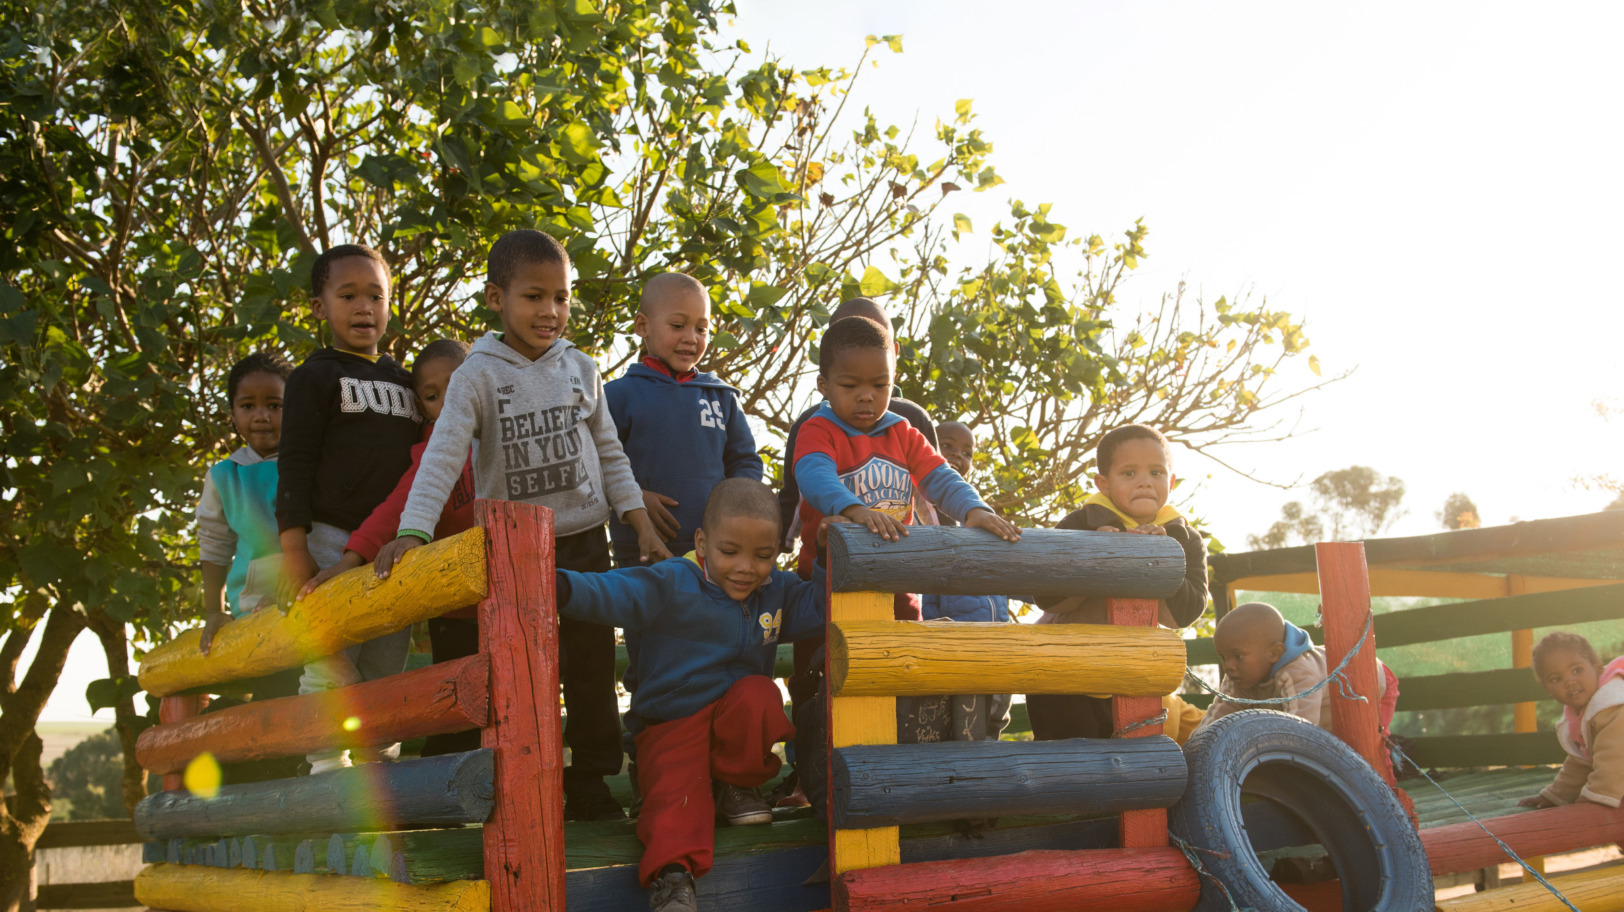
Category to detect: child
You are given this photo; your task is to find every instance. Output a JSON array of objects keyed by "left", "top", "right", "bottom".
[
  {"left": 296, "top": 338, "right": 480, "bottom": 756},
  {"left": 197, "top": 351, "right": 293, "bottom": 656},
  {"left": 276, "top": 245, "right": 423, "bottom": 772},
  {"left": 790, "top": 316, "right": 1019, "bottom": 552},
  {"left": 553, "top": 479, "right": 830, "bottom": 912},
  {"left": 1521, "top": 632, "right": 1624, "bottom": 809},
  {"left": 1194, "top": 601, "right": 1398, "bottom": 737},
  {"left": 390, "top": 228, "right": 671, "bottom": 820},
  {"left": 606, "top": 272, "right": 763, "bottom": 565},
  {"left": 1027, "top": 424, "right": 1209, "bottom": 741}
]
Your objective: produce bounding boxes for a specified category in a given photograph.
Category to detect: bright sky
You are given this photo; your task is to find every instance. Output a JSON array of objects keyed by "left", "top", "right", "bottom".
[{"left": 33, "top": 1, "right": 1624, "bottom": 721}]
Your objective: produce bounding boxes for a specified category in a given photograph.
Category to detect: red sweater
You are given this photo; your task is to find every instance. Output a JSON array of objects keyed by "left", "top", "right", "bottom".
[{"left": 347, "top": 424, "right": 477, "bottom": 618}]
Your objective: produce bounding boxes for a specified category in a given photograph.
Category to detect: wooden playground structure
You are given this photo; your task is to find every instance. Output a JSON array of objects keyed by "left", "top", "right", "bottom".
[{"left": 112, "top": 502, "right": 1624, "bottom": 910}]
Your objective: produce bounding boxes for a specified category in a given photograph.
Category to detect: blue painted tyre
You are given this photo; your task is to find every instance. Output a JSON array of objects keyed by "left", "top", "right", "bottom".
[{"left": 1169, "top": 709, "right": 1430, "bottom": 911}]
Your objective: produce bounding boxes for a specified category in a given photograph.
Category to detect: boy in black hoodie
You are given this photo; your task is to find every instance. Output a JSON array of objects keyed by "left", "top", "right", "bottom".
[{"left": 275, "top": 244, "right": 423, "bottom": 772}]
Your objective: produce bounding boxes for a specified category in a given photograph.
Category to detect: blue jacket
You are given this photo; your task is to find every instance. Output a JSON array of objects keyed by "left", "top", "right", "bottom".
[
  {"left": 1272, "top": 620, "right": 1316, "bottom": 677},
  {"left": 605, "top": 363, "right": 763, "bottom": 564},
  {"left": 922, "top": 593, "right": 1010, "bottom": 623},
  {"left": 559, "top": 557, "right": 824, "bottom": 734}
]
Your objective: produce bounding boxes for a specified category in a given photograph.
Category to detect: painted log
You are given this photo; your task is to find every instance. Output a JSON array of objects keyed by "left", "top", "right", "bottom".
[
  {"left": 1422, "top": 802, "right": 1624, "bottom": 875},
  {"left": 1407, "top": 731, "right": 1565, "bottom": 767},
  {"left": 833, "top": 847, "right": 1200, "bottom": 912},
  {"left": 139, "top": 528, "right": 487, "bottom": 697},
  {"left": 1434, "top": 865, "right": 1624, "bottom": 912},
  {"left": 158, "top": 695, "right": 208, "bottom": 791},
  {"left": 827, "top": 619, "right": 1185, "bottom": 697},
  {"left": 1109, "top": 597, "right": 1170, "bottom": 848},
  {"left": 134, "top": 749, "right": 494, "bottom": 839},
  {"left": 827, "top": 523, "right": 1186, "bottom": 598},
  {"left": 137, "top": 654, "right": 490, "bottom": 774},
  {"left": 1318, "top": 542, "right": 1415, "bottom": 821},
  {"left": 133, "top": 863, "right": 490, "bottom": 911},
  {"left": 1392, "top": 667, "right": 1547, "bottom": 712},
  {"left": 827, "top": 589, "right": 900, "bottom": 877},
  {"left": 475, "top": 501, "right": 566, "bottom": 912},
  {"left": 832, "top": 736, "right": 1185, "bottom": 828}
]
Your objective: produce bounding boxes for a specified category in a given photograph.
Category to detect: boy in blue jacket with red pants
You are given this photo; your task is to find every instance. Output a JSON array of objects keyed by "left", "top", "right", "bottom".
[{"left": 556, "top": 479, "right": 830, "bottom": 912}]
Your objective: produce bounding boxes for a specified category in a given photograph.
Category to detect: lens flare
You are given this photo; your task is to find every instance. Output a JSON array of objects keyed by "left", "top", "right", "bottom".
[
  {"left": 343, "top": 716, "right": 362, "bottom": 732},
  {"left": 184, "top": 752, "right": 222, "bottom": 799}
]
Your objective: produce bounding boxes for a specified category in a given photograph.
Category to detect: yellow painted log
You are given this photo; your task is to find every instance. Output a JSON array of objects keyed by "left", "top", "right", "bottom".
[
  {"left": 829, "top": 590, "right": 899, "bottom": 876},
  {"left": 1435, "top": 865, "right": 1624, "bottom": 912},
  {"left": 134, "top": 863, "right": 489, "bottom": 911},
  {"left": 139, "top": 529, "right": 487, "bottom": 697},
  {"left": 827, "top": 620, "right": 1185, "bottom": 698}
]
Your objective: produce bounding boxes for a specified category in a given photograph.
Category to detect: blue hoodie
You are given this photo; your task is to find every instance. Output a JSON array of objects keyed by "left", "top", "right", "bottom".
[
  {"left": 1272, "top": 620, "right": 1317, "bottom": 677},
  {"left": 604, "top": 363, "right": 763, "bottom": 565},
  {"left": 558, "top": 557, "right": 824, "bottom": 734},
  {"left": 922, "top": 593, "right": 1011, "bottom": 624}
]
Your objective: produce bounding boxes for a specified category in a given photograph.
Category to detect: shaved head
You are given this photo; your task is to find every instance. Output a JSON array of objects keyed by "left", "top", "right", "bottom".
[
  {"left": 639, "top": 272, "right": 708, "bottom": 315},
  {"left": 1216, "top": 602, "right": 1286, "bottom": 648},
  {"left": 701, "top": 478, "right": 782, "bottom": 535},
  {"left": 831, "top": 296, "right": 890, "bottom": 327}
]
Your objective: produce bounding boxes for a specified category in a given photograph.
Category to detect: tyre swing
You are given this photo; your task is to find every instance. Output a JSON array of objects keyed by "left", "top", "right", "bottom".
[{"left": 1169, "top": 710, "right": 1432, "bottom": 912}]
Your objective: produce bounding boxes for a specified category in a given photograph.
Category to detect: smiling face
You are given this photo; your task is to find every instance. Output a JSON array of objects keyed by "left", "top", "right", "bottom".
[
  {"left": 694, "top": 514, "right": 781, "bottom": 601},
  {"left": 816, "top": 344, "right": 894, "bottom": 432},
  {"left": 938, "top": 422, "right": 976, "bottom": 476},
  {"left": 636, "top": 286, "right": 710, "bottom": 373},
  {"left": 413, "top": 356, "right": 461, "bottom": 422},
  {"left": 1538, "top": 647, "right": 1602, "bottom": 710},
  {"left": 1096, "top": 437, "right": 1174, "bottom": 525},
  {"left": 231, "top": 371, "right": 284, "bottom": 458},
  {"left": 487, "top": 259, "right": 571, "bottom": 361},
  {"left": 311, "top": 256, "right": 391, "bottom": 355}
]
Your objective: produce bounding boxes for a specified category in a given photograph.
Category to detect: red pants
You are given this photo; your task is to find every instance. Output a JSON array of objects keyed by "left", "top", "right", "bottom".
[{"left": 633, "top": 675, "right": 794, "bottom": 886}]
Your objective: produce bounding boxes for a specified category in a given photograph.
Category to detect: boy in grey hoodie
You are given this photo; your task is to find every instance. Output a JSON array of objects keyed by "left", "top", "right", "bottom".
[{"left": 388, "top": 229, "right": 671, "bottom": 819}]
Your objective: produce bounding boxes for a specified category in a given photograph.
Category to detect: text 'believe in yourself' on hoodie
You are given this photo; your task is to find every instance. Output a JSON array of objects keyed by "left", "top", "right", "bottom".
[
  {"left": 604, "top": 358, "right": 763, "bottom": 564},
  {"left": 276, "top": 347, "right": 421, "bottom": 534},
  {"left": 397, "top": 332, "right": 644, "bottom": 540}
]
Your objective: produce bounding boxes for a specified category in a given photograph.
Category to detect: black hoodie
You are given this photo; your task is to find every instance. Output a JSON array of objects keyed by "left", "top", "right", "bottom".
[{"left": 275, "top": 347, "right": 422, "bottom": 533}]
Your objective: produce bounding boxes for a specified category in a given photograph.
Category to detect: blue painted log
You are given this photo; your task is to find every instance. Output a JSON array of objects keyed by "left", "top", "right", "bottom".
[
  {"left": 293, "top": 839, "right": 316, "bottom": 874},
  {"left": 352, "top": 842, "right": 371, "bottom": 877},
  {"left": 261, "top": 842, "right": 278, "bottom": 872},
  {"left": 832, "top": 737, "right": 1187, "bottom": 829},
  {"left": 166, "top": 838, "right": 181, "bottom": 864},
  {"left": 827, "top": 524, "right": 1186, "bottom": 598},
  {"left": 240, "top": 836, "right": 258, "bottom": 870},
  {"left": 133, "top": 749, "right": 494, "bottom": 839},
  {"left": 144, "top": 841, "right": 164, "bottom": 864},
  {"left": 228, "top": 837, "right": 242, "bottom": 868},
  {"left": 214, "top": 836, "right": 230, "bottom": 867},
  {"left": 564, "top": 844, "right": 829, "bottom": 912},
  {"left": 327, "top": 833, "right": 348, "bottom": 875}
]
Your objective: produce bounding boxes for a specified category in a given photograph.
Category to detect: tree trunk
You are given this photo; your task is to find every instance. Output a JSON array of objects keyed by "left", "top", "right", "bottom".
[
  {"left": 0, "top": 732, "right": 51, "bottom": 912},
  {"left": 86, "top": 609, "right": 147, "bottom": 816}
]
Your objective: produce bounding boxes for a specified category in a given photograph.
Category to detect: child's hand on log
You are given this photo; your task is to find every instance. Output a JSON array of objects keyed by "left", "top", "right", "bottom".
[
  {"left": 198, "top": 610, "right": 231, "bottom": 656},
  {"left": 841, "top": 505, "right": 908, "bottom": 542},
  {"left": 1127, "top": 523, "right": 1167, "bottom": 536},
  {"left": 1517, "top": 795, "right": 1555, "bottom": 809},
  {"left": 966, "top": 508, "right": 1021, "bottom": 542},
  {"left": 277, "top": 548, "right": 319, "bottom": 613},
  {"left": 374, "top": 535, "right": 424, "bottom": 581},
  {"left": 817, "top": 514, "right": 853, "bottom": 549},
  {"left": 299, "top": 550, "right": 365, "bottom": 600}
]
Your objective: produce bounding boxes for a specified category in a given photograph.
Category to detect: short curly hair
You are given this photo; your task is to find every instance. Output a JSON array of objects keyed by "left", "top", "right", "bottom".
[
  {"left": 817, "top": 315, "right": 892, "bottom": 376},
  {"left": 227, "top": 351, "right": 293, "bottom": 403},
  {"left": 1532, "top": 631, "right": 1601, "bottom": 679},
  {"left": 488, "top": 229, "right": 570, "bottom": 290},
  {"left": 1096, "top": 424, "right": 1171, "bottom": 475},
  {"left": 311, "top": 244, "right": 389, "bottom": 297}
]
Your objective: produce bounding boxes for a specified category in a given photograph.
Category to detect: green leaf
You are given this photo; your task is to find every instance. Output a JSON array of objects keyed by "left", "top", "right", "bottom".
[
  {"left": 86, "top": 676, "right": 143, "bottom": 713},
  {"left": 560, "top": 122, "right": 599, "bottom": 163},
  {"left": 858, "top": 265, "right": 900, "bottom": 297},
  {"left": 954, "top": 98, "right": 973, "bottom": 123}
]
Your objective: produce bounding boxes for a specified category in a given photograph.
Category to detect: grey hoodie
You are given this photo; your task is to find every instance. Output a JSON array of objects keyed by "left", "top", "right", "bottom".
[{"left": 398, "top": 332, "right": 643, "bottom": 539}]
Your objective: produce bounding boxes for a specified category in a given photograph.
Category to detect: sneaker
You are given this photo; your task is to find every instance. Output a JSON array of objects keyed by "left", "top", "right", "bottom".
[
  {"left": 308, "top": 754, "right": 351, "bottom": 775},
  {"left": 564, "top": 780, "right": 627, "bottom": 821},
  {"left": 628, "top": 760, "right": 644, "bottom": 819},
  {"left": 648, "top": 867, "right": 698, "bottom": 912},
  {"left": 714, "top": 780, "right": 773, "bottom": 826}
]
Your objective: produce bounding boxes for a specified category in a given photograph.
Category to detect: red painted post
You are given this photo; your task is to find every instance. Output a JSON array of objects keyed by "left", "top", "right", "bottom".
[
  {"left": 477, "top": 500, "right": 564, "bottom": 911},
  {"left": 1315, "top": 542, "right": 1415, "bottom": 821},
  {"left": 157, "top": 695, "right": 208, "bottom": 791},
  {"left": 1108, "top": 597, "right": 1168, "bottom": 848}
]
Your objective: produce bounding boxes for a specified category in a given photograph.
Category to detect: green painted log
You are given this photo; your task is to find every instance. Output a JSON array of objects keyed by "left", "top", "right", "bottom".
[
  {"left": 1407, "top": 732, "right": 1565, "bottom": 768},
  {"left": 1394, "top": 667, "right": 1551, "bottom": 711},
  {"left": 1376, "top": 583, "right": 1624, "bottom": 647}
]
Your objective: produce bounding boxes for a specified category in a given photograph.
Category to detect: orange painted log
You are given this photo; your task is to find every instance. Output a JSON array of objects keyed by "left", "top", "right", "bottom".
[
  {"left": 833, "top": 847, "right": 1199, "bottom": 911},
  {"left": 1422, "top": 802, "right": 1624, "bottom": 875},
  {"left": 158, "top": 695, "right": 208, "bottom": 791},
  {"left": 1317, "top": 542, "right": 1416, "bottom": 821},
  {"left": 478, "top": 501, "right": 566, "bottom": 912},
  {"left": 1110, "top": 598, "right": 1169, "bottom": 848},
  {"left": 136, "top": 654, "right": 490, "bottom": 774}
]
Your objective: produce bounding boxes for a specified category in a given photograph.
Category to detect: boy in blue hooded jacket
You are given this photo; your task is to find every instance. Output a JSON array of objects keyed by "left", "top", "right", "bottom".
[{"left": 556, "top": 479, "right": 830, "bottom": 912}]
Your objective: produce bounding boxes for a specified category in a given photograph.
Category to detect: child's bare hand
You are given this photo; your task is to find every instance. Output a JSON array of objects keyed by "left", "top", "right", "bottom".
[
  {"left": 816, "top": 514, "right": 853, "bottom": 550},
  {"left": 1128, "top": 523, "right": 1167, "bottom": 536},
  {"left": 965, "top": 508, "right": 1021, "bottom": 542},
  {"left": 1096, "top": 526, "right": 1122, "bottom": 533},
  {"left": 374, "top": 536, "right": 423, "bottom": 581},
  {"left": 300, "top": 550, "right": 365, "bottom": 599},
  {"left": 625, "top": 508, "right": 674, "bottom": 563},
  {"left": 641, "top": 490, "right": 681, "bottom": 540},
  {"left": 841, "top": 505, "right": 908, "bottom": 542},
  {"left": 198, "top": 611, "right": 231, "bottom": 656},
  {"left": 277, "top": 549, "right": 319, "bottom": 613},
  {"left": 1518, "top": 795, "right": 1554, "bottom": 809}
]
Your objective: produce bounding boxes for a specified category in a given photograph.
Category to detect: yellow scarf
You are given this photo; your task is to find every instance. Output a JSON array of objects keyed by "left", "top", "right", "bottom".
[{"left": 1084, "top": 491, "right": 1182, "bottom": 529}]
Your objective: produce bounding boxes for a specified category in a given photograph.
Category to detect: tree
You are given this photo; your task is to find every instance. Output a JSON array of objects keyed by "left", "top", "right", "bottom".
[
  {"left": 1249, "top": 467, "right": 1406, "bottom": 549},
  {"left": 0, "top": 2, "right": 1327, "bottom": 902},
  {"left": 45, "top": 728, "right": 128, "bottom": 821},
  {"left": 1438, "top": 492, "right": 1481, "bottom": 530}
]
